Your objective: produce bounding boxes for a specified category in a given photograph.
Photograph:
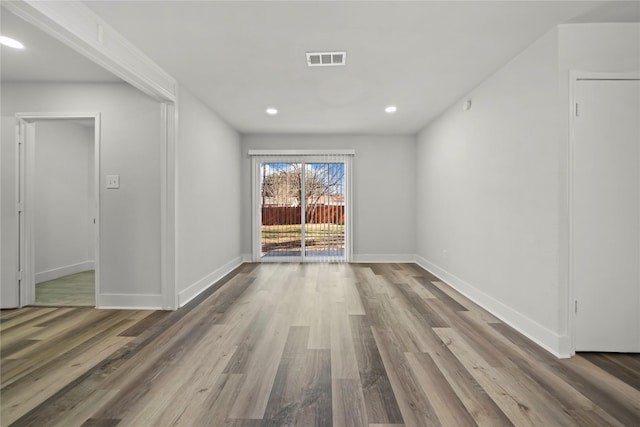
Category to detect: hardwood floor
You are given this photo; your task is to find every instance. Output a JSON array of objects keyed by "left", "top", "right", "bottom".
[{"left": 1, "top": 263, "right": 639, "bottom": 426}]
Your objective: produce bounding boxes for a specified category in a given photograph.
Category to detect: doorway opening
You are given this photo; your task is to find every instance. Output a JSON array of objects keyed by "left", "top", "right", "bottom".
[
  {"left": 251, "top": 151, "right": 353, "bottom": 262},
  {"left": 17, "top": 114, "right": 100, "bottom": 307}
]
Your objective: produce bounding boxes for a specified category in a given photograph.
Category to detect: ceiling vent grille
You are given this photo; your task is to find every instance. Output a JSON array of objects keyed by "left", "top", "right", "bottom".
[{"left": 306, "top": 51, "right": 346, "bottom": 67}]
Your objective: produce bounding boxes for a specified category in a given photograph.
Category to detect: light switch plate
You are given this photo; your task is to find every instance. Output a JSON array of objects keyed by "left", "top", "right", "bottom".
[{"left": 106, "top": 175, "right": 120, "bottom": 189}]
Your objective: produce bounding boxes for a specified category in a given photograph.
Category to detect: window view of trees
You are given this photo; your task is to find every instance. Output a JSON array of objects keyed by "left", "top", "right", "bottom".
[{"left": 261, "top": 163, "right": 344, "bottom": 211}]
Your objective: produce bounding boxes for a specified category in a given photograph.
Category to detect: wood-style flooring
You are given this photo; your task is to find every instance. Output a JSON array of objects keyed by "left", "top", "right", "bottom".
[
  {"left": 1, "top": 263, "right": 639, "bottom": 426},
  {"left": 35, "top": 271, "right": 95, "bottom": 306}
]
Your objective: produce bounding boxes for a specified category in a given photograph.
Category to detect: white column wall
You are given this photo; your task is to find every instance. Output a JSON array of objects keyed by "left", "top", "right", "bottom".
[
  {"left": 1, "top": 82, "right": 162, "bottom": 308},
  {"left": 176, "top": 87, "right": 243, "bottom": 306}
]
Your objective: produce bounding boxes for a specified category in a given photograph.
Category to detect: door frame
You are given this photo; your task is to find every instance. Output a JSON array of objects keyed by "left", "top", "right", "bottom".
[
  {"left": 567, "top": 71, "right": 640, "bottom": 355},
  {"left": 4, "top": 0, "right": 178, "bottom": 309},
  {"left": 250, "top": 150, "right": 354, "bottom": 263},
  {"left": 16, "top": 113, "right": 101, "bottom": 307}
]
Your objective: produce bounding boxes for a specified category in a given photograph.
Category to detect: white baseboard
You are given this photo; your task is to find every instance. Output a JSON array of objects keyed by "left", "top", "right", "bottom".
[
  {"left": 97, "top": 293, "right": 163, "bottom": 310},
  {"left": 352, "top": 254, "right": 416, "bottom": 263},
  {"left": 557, "top": 335, "right": 572, "bottom": 358},
  {"left": 242, "top": 253, "right": 252, "bottom": 263},
  {"left": 414, "top": 255, "right": 569, "bottom": 359},
  {"left": 36, "top": 261, "right": 95, "bottom": 284},
  {"left": 178, "top": 256, "right": 244, "bottom": 307}
]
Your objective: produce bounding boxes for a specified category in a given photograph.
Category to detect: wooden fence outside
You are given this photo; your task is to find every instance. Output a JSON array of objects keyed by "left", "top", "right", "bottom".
[{"left": 262, "top": 206, "right": 345, "bottom": 225}]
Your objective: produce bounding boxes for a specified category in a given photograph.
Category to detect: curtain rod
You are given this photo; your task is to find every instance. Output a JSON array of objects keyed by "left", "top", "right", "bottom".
[{"left": 248, "top": 149, "right": 355, "bottom": 156}]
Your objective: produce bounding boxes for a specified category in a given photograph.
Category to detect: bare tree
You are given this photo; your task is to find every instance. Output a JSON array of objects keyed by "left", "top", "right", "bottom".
[
  {"left": 261, "top": 163, "right": 344, "bottom": 210},
  {"left": 262, "top": 165, "right": 301, "bottom": 206}
]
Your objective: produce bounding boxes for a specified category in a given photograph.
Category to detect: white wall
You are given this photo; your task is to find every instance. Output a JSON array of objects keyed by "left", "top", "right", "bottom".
[
  {"left": 1, "top": 115, "right": 18, "bottom": 307},
  {"left": 176, "top": 87, "right": 243, "bottom": 306},
  {"left": 415, "top": 29, "right": 563, "bottom": 354},
  {"left": 556, "top": 23, "right": 640, "bottom": 352},
  {"left": 415, "top": 23, "right": 640, "bottom": 357},
  {"left": 34, "top": 120, "right": 94, "bottom": 283},
  {"left": 241, "top": 134, "right": 416, "bottom": 261},
  {"left": 1, "top": 82, "right": 162, "bottom": 308}
]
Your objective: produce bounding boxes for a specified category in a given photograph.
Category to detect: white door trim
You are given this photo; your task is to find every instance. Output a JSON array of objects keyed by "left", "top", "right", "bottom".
[
  {"left": 5, "top": 0, "right": 179, "bottom": 309},
  {"left": 160, "top": 102, "right": 177, "bottom": 309},
  {"left": 16, "top": 113, "right": 101, "bottom": 307},
  {"left": 567, "top": 70, "right": 640, "bottom": 355}
]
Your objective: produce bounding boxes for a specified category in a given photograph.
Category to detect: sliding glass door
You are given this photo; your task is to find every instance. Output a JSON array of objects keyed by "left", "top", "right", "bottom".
[{"left": 252, "top": 152, "right": 352, "bottom": 262}]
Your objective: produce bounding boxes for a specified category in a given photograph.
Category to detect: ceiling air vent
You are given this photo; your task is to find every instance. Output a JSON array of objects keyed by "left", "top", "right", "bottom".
[{"left": 306, "top": 51, "right": 346, "bottom": 67}]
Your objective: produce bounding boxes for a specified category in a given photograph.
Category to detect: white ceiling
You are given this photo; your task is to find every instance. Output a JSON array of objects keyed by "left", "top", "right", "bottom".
[
  {"left": 2, "top": 1, "right": 639, "bottom": 134},
  {"left": 0, "top": 9, "right": 121, "bottom": 83}
]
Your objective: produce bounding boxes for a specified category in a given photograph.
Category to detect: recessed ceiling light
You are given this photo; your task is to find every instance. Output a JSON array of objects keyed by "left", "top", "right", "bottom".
[
  {"left": 0, "top": 36, "right": 24, "bottom": 49},
  {"left": 266, "top": 108, "right": 278, "bottom": 115},
  {"left": 385, "top": 105, "right": 397, "bottom": 114}
]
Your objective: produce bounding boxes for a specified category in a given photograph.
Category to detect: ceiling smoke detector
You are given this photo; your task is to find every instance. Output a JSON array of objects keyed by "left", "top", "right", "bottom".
[{"left": 306, "top": 51, "right": 346, "bottom": 67}]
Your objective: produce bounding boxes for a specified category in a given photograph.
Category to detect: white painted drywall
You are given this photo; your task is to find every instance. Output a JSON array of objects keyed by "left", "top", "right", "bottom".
[
  {"left": 1, "top": 83, "right": 162, "bottom": 308},
  {"left": 556, "top": 23, "right": 640, "bottom": 352},
  {"left": 415, "top": 29, "right": 563, "bottom": 353},
  {"left": 1, "top": 116, "right": 19, "bottom": 307},
  {"left": 559, "top": 23, "right": 640, "bottom": 74},
  {"left": 34, "top": 120, "right": 94, "bottom": 283},
  {"left": 415, "top": 23, "right": 640, "bottom": 357},
  {"left": 241, "top": 134, "right": 416, "bottom": 260},
  {"left": 176, "top": 87, "right": 243, "bottom": 305}
]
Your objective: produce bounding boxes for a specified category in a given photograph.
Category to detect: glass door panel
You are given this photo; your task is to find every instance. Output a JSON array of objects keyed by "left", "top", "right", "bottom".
[
  {"left": 304, "top": 163, "right": 345, "bottom": 260},
  {"left": 260, "top": 162, "right": 303, "bottom": 259}
]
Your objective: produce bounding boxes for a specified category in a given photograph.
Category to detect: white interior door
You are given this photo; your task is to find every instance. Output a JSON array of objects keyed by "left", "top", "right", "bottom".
[
  {"left": 573, "top": 79, "right": 640, "bottom": 352},
  {"left": 18, "top": 119, "right": 36, "bottom": 306}
]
